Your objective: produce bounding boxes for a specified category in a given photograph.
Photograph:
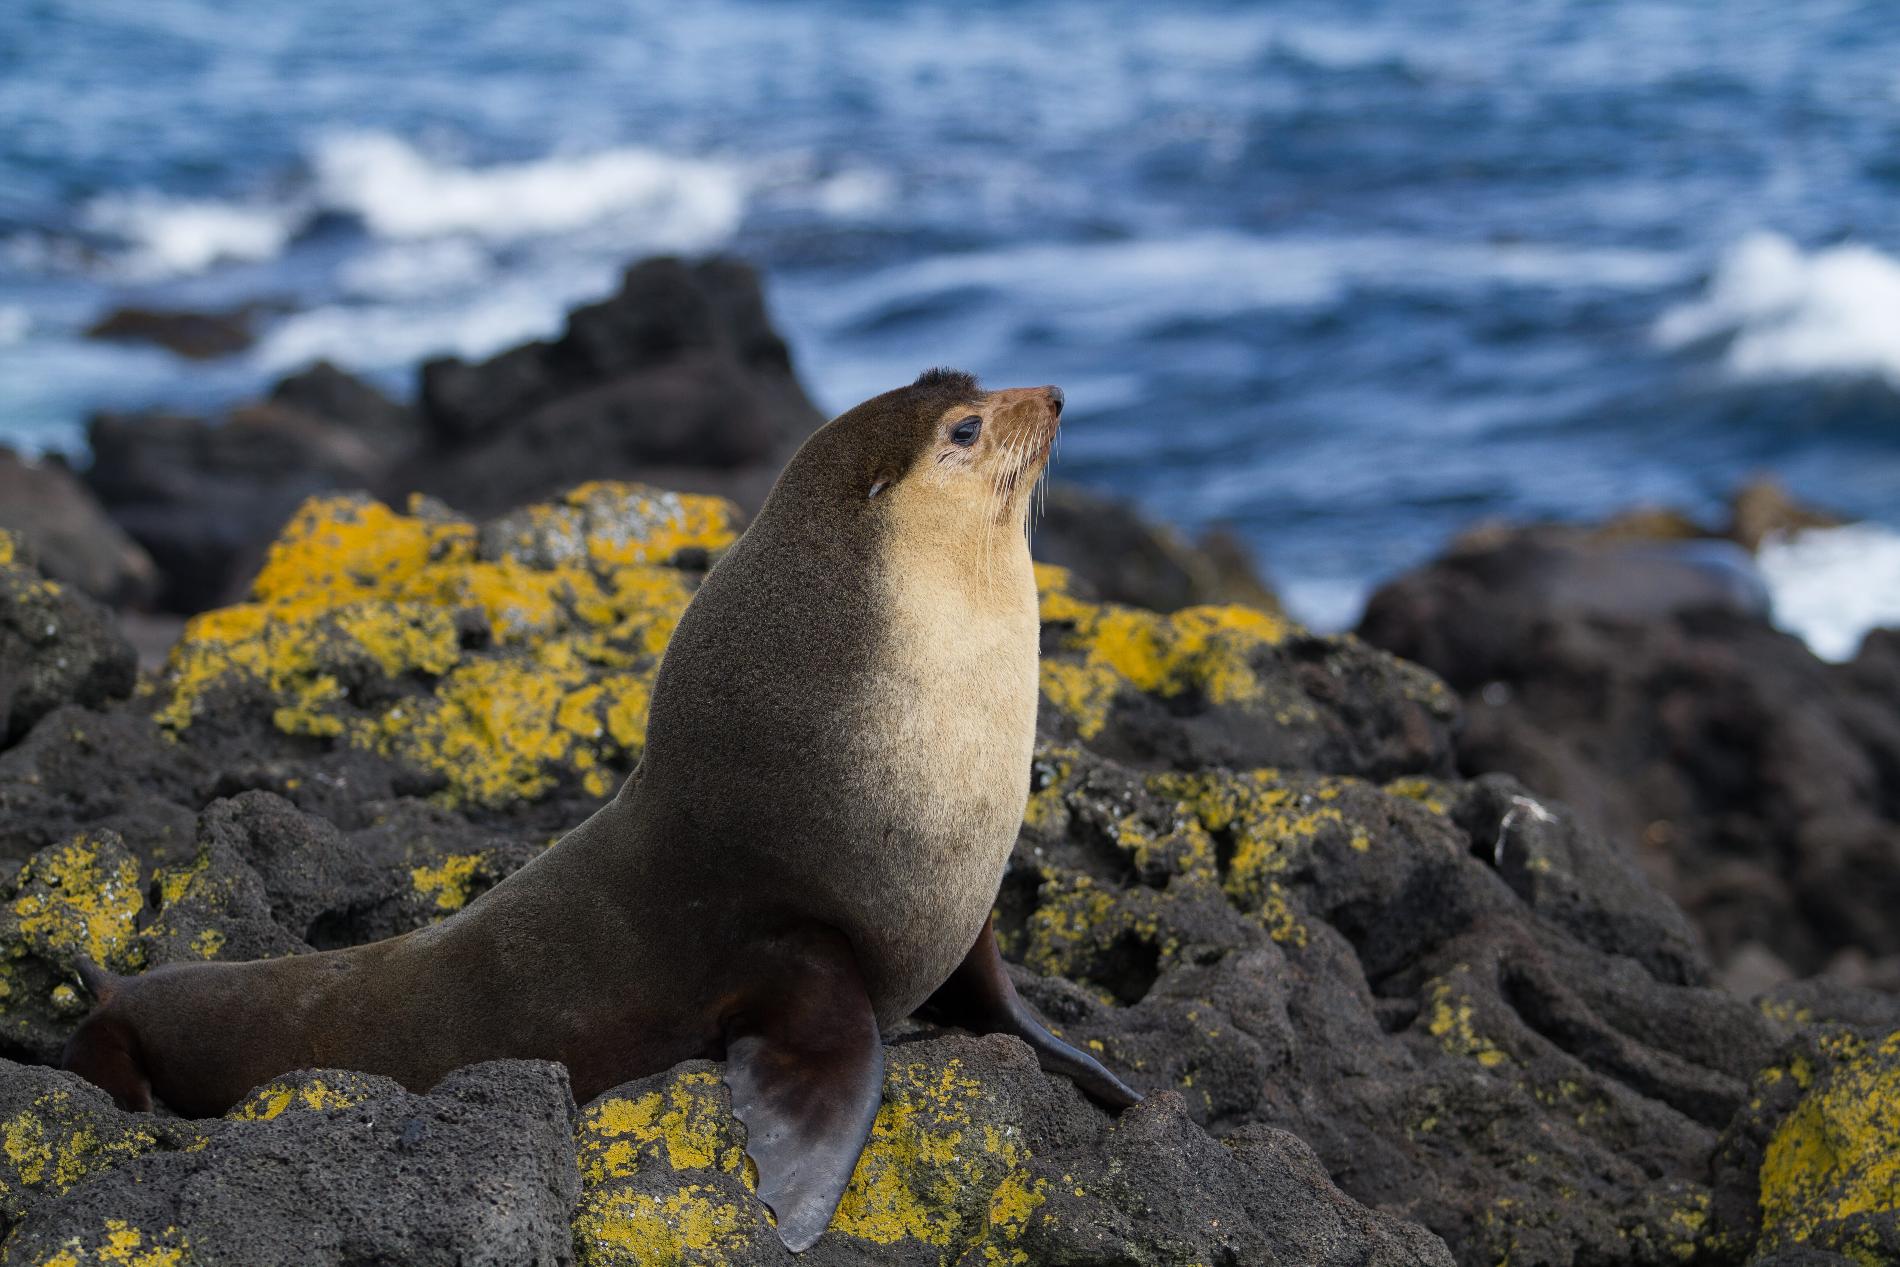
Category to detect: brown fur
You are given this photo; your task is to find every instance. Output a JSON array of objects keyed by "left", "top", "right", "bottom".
[{"left": 63, "top": 369, "right": 1067, "bottom": 1114}]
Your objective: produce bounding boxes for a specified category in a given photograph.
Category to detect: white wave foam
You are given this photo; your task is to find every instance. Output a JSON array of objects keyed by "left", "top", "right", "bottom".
[
  {"left": 0, "top": 306, "right": 28, "bottom": 346},
  {"left": 337, "top": 237, "right": 494, "bottom": 300},
  {"left": 1277, "top": 574, "right": 1368, "bottom": 634},
  {"left": 1758, "top": 522, "right": 1900, "bottom": 662},
  {"left": 1656, "top": 232, "right": 1900, "bottom": 385},
  {"left": 80, "top": 193, "right": 300, "bottom": 278},
  {"left": 310, "top": 131, "right": 747, "bottom": 247}
]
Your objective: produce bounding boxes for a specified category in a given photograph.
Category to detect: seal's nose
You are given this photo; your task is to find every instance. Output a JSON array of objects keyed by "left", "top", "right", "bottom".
[{"left": 1047, "top": 386, "right": 1064, "bottom": 416}]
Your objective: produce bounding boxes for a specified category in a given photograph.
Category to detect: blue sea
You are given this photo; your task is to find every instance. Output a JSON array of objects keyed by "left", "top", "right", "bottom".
[{"left": 4, "top": 0, "right": 1899, "bottom": 634}]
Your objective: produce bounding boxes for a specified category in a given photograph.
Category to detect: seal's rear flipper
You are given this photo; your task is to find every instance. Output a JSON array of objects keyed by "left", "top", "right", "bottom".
[
  {"left": 920, "top": 915, "right": 1142, "bottom": 1110},
  {"left": 62, "top": 1011, "right": 153, "bottom": 1113},
  {"left": 724, "top": 924, "right": 884, "bottom": 1253}
]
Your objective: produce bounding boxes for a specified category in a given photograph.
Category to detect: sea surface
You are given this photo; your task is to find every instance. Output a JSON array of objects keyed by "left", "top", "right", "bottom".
[{"left": 4, "top": 0, "right": 1899, "bottom": 644}]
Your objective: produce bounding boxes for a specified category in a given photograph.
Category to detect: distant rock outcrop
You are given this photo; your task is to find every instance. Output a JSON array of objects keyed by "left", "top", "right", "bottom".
[{"left": 1358, "top": 498, "right": 1900, "bottom": 993}]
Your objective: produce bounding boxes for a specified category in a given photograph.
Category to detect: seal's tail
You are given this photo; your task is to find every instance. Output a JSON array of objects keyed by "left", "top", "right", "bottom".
[{"left": 62, "top": 963, "right": 153, "bottom": 1112}]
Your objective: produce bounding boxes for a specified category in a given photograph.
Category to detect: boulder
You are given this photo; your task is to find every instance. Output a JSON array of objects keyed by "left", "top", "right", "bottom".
[
  {"left": 0, "top": 530, "right": 137, "bottom": 746},
  {"left": 1357, "top": 523, "right": 1900, "bottom": 985},
  {"left": 0, "top": 1059, "right": 578, "bottom": 1265},
  {"left": 570, "top": 1037, "right": 1450, "bottom": 1266},
  {"left": 84, "top": 362, "right": 415, "bottom": 613},
  {"left": 406, "top": 256, "right": 825, "bottom": 516},
  {"left": 0, "top": 449, "right": 158, "bottom": 607}
]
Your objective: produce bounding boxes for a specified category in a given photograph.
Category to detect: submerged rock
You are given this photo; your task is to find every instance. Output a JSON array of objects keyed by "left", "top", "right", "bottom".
[{"left": 84, "top": 303, "right": 263, "bottom": 361}]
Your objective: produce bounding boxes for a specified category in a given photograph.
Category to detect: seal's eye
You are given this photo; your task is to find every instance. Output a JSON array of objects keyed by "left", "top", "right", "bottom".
[{"left": 950, "top": 416, "right": 982, "bottom": 447}]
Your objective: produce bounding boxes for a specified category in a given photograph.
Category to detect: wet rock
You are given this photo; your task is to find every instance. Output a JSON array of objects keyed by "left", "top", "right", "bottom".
[
  {"left": 264, "top": 359, "right": 419, "bottom": 448},
  {"left": 84, "top": 302, "right": 261, "bottom": 360},
  {"left": 1031, "top": 483, "right": 1282, "bottom": 614},
  {"left": 1726, "top": 477, "right": 1846, "bottom": 552},
  {"left": 408, "top": 256, "right": 825, "bottom": 516},
  {"left": 0, "top": 530, "right": 138, "bottom": 746},
  {"left": 0, "top": 448, "right": 159, "bottom": 607},
  {"left": 0, "top": 1059, "right": 579, "bottom": 1265},
  {"left": 1356, "top": 524, "right": 1900, "bottom": 983},
  {"left": 86, "top": 412, "right": 382, "bottom": 613}
]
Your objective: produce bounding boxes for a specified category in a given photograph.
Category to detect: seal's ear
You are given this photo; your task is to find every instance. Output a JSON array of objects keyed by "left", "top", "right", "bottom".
[{"left": 723, "top": 924, "right": 884, "bottom": 1252}]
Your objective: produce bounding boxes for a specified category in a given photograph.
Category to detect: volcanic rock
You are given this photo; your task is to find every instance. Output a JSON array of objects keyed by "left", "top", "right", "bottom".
[{"left": 0, "top": 449, "right": 158, "bottom": 607}]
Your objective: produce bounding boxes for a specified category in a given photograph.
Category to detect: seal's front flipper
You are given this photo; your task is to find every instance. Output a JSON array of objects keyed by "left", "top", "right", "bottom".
[
  {"left": 723, "top": 924, "right": 884, "bottom": 1253},
  {"left": 921, "top": 915, "right": 1142, "bottom": 1110}
]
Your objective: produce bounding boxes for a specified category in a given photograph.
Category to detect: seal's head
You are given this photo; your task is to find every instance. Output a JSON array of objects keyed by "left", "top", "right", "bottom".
[{"left": 807, "top": 368, "right": 1064, "bottom": 533}]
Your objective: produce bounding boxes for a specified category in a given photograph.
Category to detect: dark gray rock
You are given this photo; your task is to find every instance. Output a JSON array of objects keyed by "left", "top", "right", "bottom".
[
  {"left": 407, "top": 256, "right": 824, "bottom": 516},
  {"left": 0, "top": 1059, "right": 579, "bottom": 1266},
  {"left": 0, "top": 535, "right": 137, "bottom": 746},
  {"left": 0, "top": 448, "right": 159, "bottom": 607},
  {"left": 1357, "top": 523, "right": 1900, "bottom": 983}
]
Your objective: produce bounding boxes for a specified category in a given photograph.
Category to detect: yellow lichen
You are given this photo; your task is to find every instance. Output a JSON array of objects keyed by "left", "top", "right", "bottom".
[
  {"left": 7, "top": 835, "right": 144, "bottom": 971},
  {"left": 1036, "top": 568, "right": 1295, "bottom": 739},
  {"left": 1383, "top": 776, "right": 1452, "bottom": 816},
  {"left": 1757, "top": 1030, "right": 1900, "bottom": 1255},
  {"left": 574, "top": 1186, "right": 754, "bottom": 1266},
  {"left": 154, "top": 487, "right": 731, "bottom": 808},
  {"left": 410, "top": 854, "right": 486, "bottom": 914},
  {"left": 831, "top": 1059, "right": 1043, "bottom": 1256},
  {"left": 28, "top": 1219, "right": 190, "bottom": 1267},
  {"left": 1, "top": 1090, "right": 182, "bottom": 1202},
  {"left": 1425, "top": 975, "right": 1510, "bottom": 1069},
  {"left": 579, "top": 1072, "right": 749, "bottom": 1185},
  {"left": 227, "top": 1073, "right": 384, "bottom": 1122}
]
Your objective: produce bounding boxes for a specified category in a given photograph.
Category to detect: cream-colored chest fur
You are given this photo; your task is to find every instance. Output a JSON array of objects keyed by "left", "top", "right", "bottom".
[{"left": 835, "top": 524, "right": 1040, "bottom": 1021}]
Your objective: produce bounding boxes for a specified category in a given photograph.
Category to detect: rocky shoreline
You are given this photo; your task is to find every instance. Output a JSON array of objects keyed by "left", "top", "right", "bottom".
[{"left": 1, "top": 257, "right": 1897, "bottom": 1264}]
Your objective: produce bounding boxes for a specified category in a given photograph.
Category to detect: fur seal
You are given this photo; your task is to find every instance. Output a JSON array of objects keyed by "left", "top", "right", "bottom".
[{"left": 63, "top": 368, "right": 1139, "bottom": 1251}]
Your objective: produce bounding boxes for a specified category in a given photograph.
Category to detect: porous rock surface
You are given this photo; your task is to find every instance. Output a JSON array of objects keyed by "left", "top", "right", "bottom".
[
  {"left": 1357, "top": 520, "right": 1900, "bottom": 992},
  {"left": 0, "top": 484, "right": 1893, "bottom": 1264}
]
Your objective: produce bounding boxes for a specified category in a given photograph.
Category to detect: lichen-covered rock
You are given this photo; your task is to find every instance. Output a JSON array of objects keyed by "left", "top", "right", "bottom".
[
  {"left": 1003, "top": 739, "right": 1776, "bottom": 1265},
  {"left": 1710, "top": 1027, "right": 1900, "bottom": 1264},
  {"left": 1035, "top": 564, "right": 1456, "bottom": 780},
  {"left": 571, "top": 1035, "right": 1450, "bottom": 1267},
  {"left": 0, "top": 532, "right": 137, "bottom": 747},
  {"left": 0, "top": 793, "right": 544, "bottom": 1063},
  {"left": 155, "top": 484, "right": 739, "bottom": 813},
  {"left": 0, "top": 479, "right": 1878, "bottom": 1265},
  {"left": 0, "top": 1059, "right": 578, "bottom": 1266}
]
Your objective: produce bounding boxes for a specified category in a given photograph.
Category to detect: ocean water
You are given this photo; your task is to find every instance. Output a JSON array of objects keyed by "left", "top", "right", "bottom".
[{"left": 3, "top": 0, "right": 1899, "bottom": 638}]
